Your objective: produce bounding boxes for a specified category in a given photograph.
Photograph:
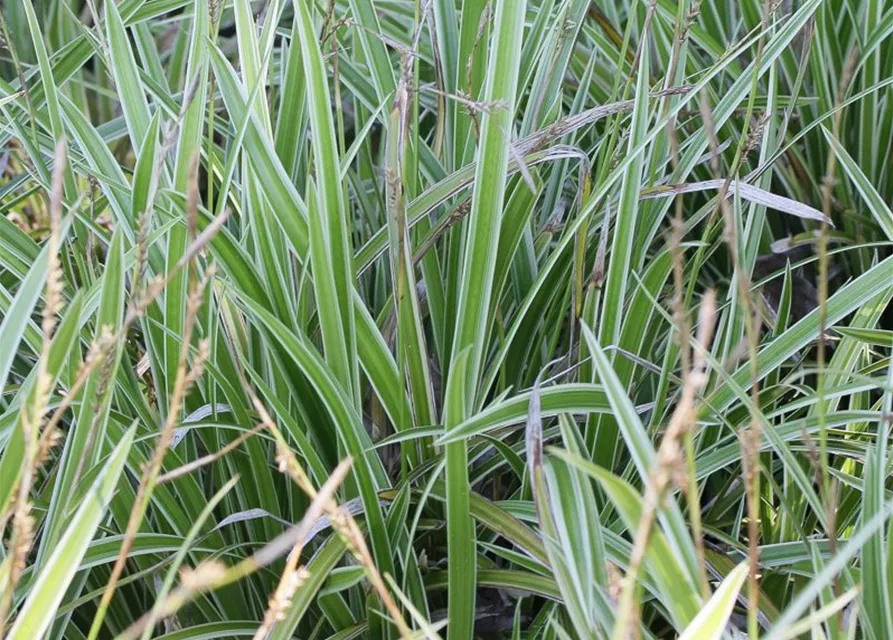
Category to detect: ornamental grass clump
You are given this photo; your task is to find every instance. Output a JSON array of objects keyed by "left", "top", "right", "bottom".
[{"left": 0, "top": 0, "right": 891, "bottom": 638}]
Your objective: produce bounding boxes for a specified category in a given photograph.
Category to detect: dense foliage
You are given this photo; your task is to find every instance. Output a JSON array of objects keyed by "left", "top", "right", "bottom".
[{"left": 0, "top": 0, "right": 892, "bottom": 637}]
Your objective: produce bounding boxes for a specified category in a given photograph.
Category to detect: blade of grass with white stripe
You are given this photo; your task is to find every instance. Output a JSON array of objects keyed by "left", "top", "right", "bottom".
[
  {"left": 20, "top": 0, "right": 76, "bottom": 198},
  {"left": 442, "top": 347, "right": 476, "bottom": 639},
  {"left": 59, "top": 95, "right": 134, "bottom": 237},
  {"left": 861, "top": 439, "right": 893, "bottom": 639},
  {"left": 445, "top": 0, "right": 526, "bottom": 632},
  {"left": 599, "top": 43, "right": 649, "bottom": 348},
  {"left": 139, "top": 476, "right": 240, "bottom": 640},
  {"left": 452, "top": 0, "right": 490, "bottom": 167},
  {"left": 163, "top": 0, "right": 209, "bottom": 406},
  {"left": 233, "top": 0, "right": 273, "bottom": 132},
  {"left": 450, "top": 0, "right": 526, "bottom": 416},
  {"left": 706, "top": 254, "right": 893, "bottom": 413},
  {"left": 386, "top": 88, "right": 436, "bottom": 456},
  {"left": 274, "top": 17, "right": 305, "bottom": 177},
  {"left": 292, "top": 0, "right": 358, "bottom": 403},
  {"left": 822, "top": 126, "right": 893, "bottom": 241},
  {"left": 677, "top": 562, "right": 748, "bottom": 640},
  {"left": 430, "top": 0, "right": 459, "bottom": 166},
  {"left": 347, "top": 0, "right": 395, "bottom": 105},
  {"left": 132, "top": 113, "right": 161, "bottom": 223},
  {"left": 6, "top": 424, "right": 134, "bottom": 640},
  {"left": 527, "top": 384, "right": 601, "bottom": 636},
  {"left": 20, "top": 0, "right": 63, "bottom": 144},
  {"left": 232, "top": 0, "right": 297, "bottom": 329},
  {"left": 541, "top": 415, "right": 616, "bottom": 636},
  {"left": 860, "top": 357, "right": 893, "bottom": 638},
  {"left": 235, "top": 295, "right": 396, "bottom": 585},
  {"left": 549, "top": 449, "right": 700, "bottom": 630},
  {"left": 0, "top": 216, "right": 72, "bottom": 402},
  {"left": 0, "top": 291, "right": 83, "bottom": 516},
  {"left": 438, "top": 383, "right": 614, "bottom": 443},
  {"left": 106, "top": 0, "right": 151, "bottom": 155},
  {"left": 579, "top": 323, "right": 702, "bottom": 593},
  {"left": 354, "top": 296, "right": 418, "bottom": 444},
  {"left": 207, "top": 44, "right": 309, "bottom": 253},
  {"left": 39, "top": 230, "right": 126, "bottom": 563}
]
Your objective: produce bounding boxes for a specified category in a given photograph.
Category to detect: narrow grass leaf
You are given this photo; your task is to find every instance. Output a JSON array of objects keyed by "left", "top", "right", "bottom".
[
  {"left": 7, "top": 424, "right": 135, "bottom": 640},
  {"left": 677, "top": 562, "right": 748, "bottom": 640}
]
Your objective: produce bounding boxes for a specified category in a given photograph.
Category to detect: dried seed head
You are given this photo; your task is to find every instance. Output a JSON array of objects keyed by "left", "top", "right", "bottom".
[
  {"left": 606, "top": 562, "right": 623, "bottom": 602},
  {"left": 179, "top": 560, "right": 226, "bottom": 590},
  {"left": 186, "top": 153, "right": 200, "bottom": 241},
  {"left": 743, "top": 112, "right": 769, "bottom": 156},
  {"left": 328, "top": 508, "right": 360, "bottom": 556},
  {"left": 184, "top": 339, "right": 210, "bottom": 390},
  {"left": 83, "top": 331, "right": 112, "bottom": 373},
  {"left": 42, "top": 252, "right": 64, "bottom": 334},
  {"left": 683, "top": 0, "right": 702, "bottom": 41},
  {"left": 41, "top": 140, "right": 67, "bottom": 338},
  {"left": 36, "top": 426, "right": 62, "bottom": 467},
  {"left": 208, "top": 0, "right": 221, "bottom": 25},
  {"left": 10, "top": 510, "right": 35, "bottom": 574},
  {"left": 276, "top": 448, "right": 312, "bottom": 494},
  {"left": 276, "top": 447, "right": 290, "bottom": 474},
  {"left": 92, "top": 327, "right": 117, "bottom": 389},
  {"left": 133, "top": 212, "right": 152, "bottom": 298},
  {"left": 268, "top": 566, "right": 311, "bottom": 620}
]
